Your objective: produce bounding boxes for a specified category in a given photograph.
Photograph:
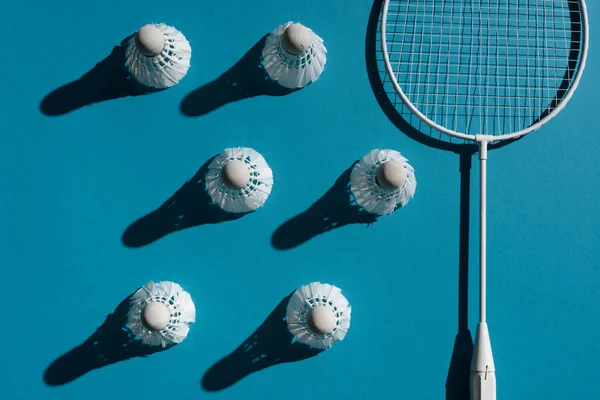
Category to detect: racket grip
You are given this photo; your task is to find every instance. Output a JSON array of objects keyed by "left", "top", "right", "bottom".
[
  {"left": 471, "top": 370, "right": 496, "bottom": 400},
  {"left": 471, "top": 322, "right": 496, "bottom": 400}
]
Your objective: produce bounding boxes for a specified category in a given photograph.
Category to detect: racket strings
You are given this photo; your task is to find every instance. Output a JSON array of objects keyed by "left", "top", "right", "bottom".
[{"left": 383, "top": 0, "right": 583, "bottom": 137}]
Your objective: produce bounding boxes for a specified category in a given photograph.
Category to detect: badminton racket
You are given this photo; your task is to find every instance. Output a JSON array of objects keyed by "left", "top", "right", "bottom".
[{"left": 380, "top": 1, "right": 588, "bottom": 399}]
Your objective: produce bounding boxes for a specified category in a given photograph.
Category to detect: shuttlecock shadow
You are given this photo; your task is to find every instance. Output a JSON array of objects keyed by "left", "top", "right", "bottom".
[
  {"left": 271, "top": 162, "right": 378, "bottom": 251},
  {"left": 40, "top": 35, "right": 163, "bottom": 116},
  {"left": 122, "top": 156, "right": 248, "bottom": 248},
  {"left": 201, "top": 292, "right": 323, "bottom": 391},
  {"left": 180, "top": 35, "right": 297, "bottom": 117},
  {"left": 43, "top": 292, "right": 168, "bottom": 386}
]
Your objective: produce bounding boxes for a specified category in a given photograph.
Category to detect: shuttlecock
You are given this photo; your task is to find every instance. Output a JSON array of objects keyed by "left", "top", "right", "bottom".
[
  {"left": 262, "top": 21, "right": 327, "bottom": 89},
  {"left": 127, "top": 281, "right": 196, "bottom": 348},
  {"left": 286, "top": 282, "right": 351, "bottom": 350},
  {"left": 350, "top": 149, "right": 417, "bottom": 216},
  {"left": 206, "top": 147, "right": 274, "bottom": 213},
  {"left": 125, "top": 23, "right": 192, "bottom": 89}
]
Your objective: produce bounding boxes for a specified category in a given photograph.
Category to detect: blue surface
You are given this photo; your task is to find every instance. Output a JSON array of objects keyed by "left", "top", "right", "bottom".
[{"left": 2, "top": 1, "right": 600, "bottom": 399}]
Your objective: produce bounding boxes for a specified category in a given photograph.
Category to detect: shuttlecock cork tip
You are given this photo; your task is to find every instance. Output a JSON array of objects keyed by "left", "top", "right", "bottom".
[
  {"left": 142, "top": 301, "right": 170, "bottom": 331},
  {"left": 135, "top": 24, "right": 165, "bottom": 57},
  {"left": 376, "top": 160, "right": 406, "bottom": 190},
  {"left": 281, "top": 23, "right": 311, "bottom": 55},
  {"left": 221, "top": 160, "right": 250, "bottom": 189},
  {"left": 307, "top": 306, "right": 336, "bottom": 335}
]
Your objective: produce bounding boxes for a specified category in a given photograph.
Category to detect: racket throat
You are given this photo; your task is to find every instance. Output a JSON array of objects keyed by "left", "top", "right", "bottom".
[{"left": 475, "top": 135, "right": 492, "bottom": 160}]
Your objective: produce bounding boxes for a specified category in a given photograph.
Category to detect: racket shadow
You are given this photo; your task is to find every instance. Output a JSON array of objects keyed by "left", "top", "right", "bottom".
[
  {"left": 365, "top": 0, "right": 520, "bottom": 154},
  {"left": 201, "top": 292, "right": 323, "bottom": 392},
  {"left": 121, "top": 155, "right": 248, "bottom": 248},
  {"left": 365, "top": 2, "right": 478, "bottom": 399},
  {"left": 445, "top": 153, "right": 475, "bottom": 400},
  {"left": 39, "top": 34, "right": 164, "bottom": 117},
  {"left": 270, "top": 161, "right": 378, "bottom": 251},
  {"left": 180, "top": 35, "right": 298, "bottom": 118}
]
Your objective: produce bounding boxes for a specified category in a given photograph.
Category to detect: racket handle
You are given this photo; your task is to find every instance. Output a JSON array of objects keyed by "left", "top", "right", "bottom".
[
  {"left": 471, "top": 322, "right": 496, "bottom": 400},
  {"left": 471, "top": 370, "right": 496, "bottom": 400}
]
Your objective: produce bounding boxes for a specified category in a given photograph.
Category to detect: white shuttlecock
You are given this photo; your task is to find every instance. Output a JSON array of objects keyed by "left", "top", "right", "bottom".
[
  {"left": 262, "top": 21, "right": 327, "bottom": 89},
  {"left": 125, "top": 23, "right": 192, "bottom": 89},
  {"left": 350, "top": 149, "right": 417, "bottom": 216},
  {"left": 127, "top": 281, "right": 196, "bottom": 348},
  {"left": 206, "top": 147, "right": 274, "bottom": 213},
  {"left": 286, "top": 282, "right": 351, "bottom": 350}
]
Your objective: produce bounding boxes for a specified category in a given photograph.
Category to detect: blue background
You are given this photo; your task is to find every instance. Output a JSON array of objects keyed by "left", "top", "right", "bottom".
[{"left": 2, "top": 0, "right": 599, "bottom": 399}]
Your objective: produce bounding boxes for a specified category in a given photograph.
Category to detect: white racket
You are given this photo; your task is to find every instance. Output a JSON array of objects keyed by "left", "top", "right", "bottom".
[{"left": 380, "top": 1, "right": 588, "bottom": 398}]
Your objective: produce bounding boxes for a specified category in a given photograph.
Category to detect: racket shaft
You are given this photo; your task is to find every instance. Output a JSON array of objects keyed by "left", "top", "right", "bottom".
[{"left": 479, "top": 142, "right": 488, "bottom": 323}]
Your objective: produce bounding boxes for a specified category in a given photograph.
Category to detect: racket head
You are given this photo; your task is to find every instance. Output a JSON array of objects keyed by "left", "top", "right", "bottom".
[{"left": 380, "top": 0, "right": 589, "bottom": 143}]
